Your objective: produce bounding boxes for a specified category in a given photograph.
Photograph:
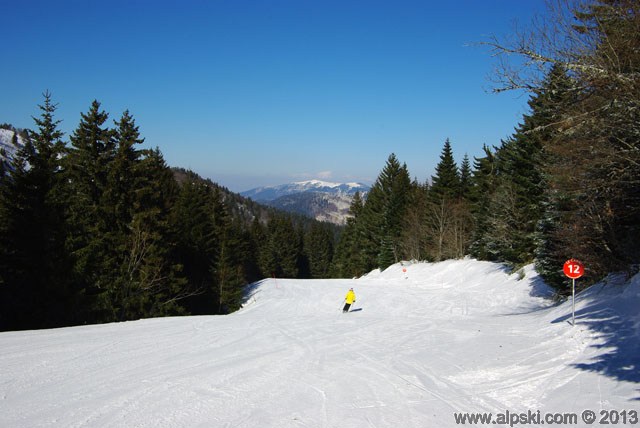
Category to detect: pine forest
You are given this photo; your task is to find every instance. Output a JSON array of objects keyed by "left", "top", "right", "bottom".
[{"left": 1, "top": 0, "right": 638, "bottom": 331}]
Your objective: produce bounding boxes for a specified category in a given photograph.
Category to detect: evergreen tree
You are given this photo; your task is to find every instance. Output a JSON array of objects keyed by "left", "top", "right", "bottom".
[
  {"left": 429, "top": 139, "right": 460, "bottom": 201},
  {"left": 459, "top": 154, "right": 472, "bottom": 199},
  {"left": 331, "top": 191, "right": 366, "bottom": 277},
  {"left": 0, "top": 92, "right": 69, "bottom": 329},
  {"left": 107, "top": 110, "right": 144, "bottom": 228},
  {"left": 425, "top": 140, "right": 463, "bottom": 261},
  {"left": 305, "top": 221, "right": 335, "bottom": 278},
  {"left": 357, "top": 182, "right": 385, "bottom": 272},
  {"left": 107, "top": 110, "right": 149, "bottom": 320},
  {"left": 264, "top": 214, "right": 301, "bottom": 278},
  {"left": 468, "top": 145, "right": 498, "bottom": 260},
  {"left": 170, "top": 174, "right": 218, "bottom": 315},
  {"left": 534, "top": 191, "right": 572, "bottom": 290},
  {"left": 212, "top": 187, "right": 246, "bottom": 313},
  {"left": 250, "top": 217, "right": 268, "bottom": 279},
  {"left": 396, "top": 179, "right": 428, "bottom": 261},
  {"left": 63, "top": 100, "right": 116, "bottom": 323},
  {"left": 237, "top": 217, "right": 262, "bottom": 284},
  {"left": 466, "top": 65, "right": 575, "bottom": 268},
  {"left": 131, "top": 148, "right": 187, "bottom": 317},
  {"left": 359, "top": 154, "right": 412, "bottom": 270}
]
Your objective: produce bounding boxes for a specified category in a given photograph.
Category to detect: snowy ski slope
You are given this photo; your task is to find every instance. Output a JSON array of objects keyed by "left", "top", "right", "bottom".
[{"left": 1, "top": 259, "right": 638, "bottom": 427}]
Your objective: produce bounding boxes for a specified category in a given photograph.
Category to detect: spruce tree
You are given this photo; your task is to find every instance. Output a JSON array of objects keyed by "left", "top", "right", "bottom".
[
  {"left": 108, "top": 110, "right": 144, "bottom": 228},
  {"left": 359, "top": 154, "right": 412, "bottom": 270},
  {"left": 468, "top": 145, "right": 499, "bottom": 260},
  {"left": 459, "top": 154, "right": 472, "bottom": 199},
  {"left": 107, "top": 111, "right": 148, "bottom": 320},
  {"left": 132, "top": 148, "right": 187, "bottom": 317},
  {"left": 264, "top": 214, "right": 300, "bottom": 278},
  {"left": 250, "top": 217, "right": 268, "bottom": 279},
  {"left": 305, "top": 221, "right": 335, "bottom": 279},
  {"left": 0, "top": 92, "right": 69, "bottom": 330},
  {"left": 425, "top": 140, "right": 462, "bottom": 261},
  {"left": 212, "top": 187, "right": 246, "bottom": 313},
  {"left": 64, "top": 100, "right": 116, "bottom": 323},
  {"left": 429, "top": 139, "right": 460, "bottom": 201},
  {"left": 170, "top": 175, "right": 218, "bottom": 315}
]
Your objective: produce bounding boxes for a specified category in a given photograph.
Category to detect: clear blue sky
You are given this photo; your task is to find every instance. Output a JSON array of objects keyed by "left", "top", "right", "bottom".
[{"left": 2, "top": 0, "right": 544, "bottom": 192}]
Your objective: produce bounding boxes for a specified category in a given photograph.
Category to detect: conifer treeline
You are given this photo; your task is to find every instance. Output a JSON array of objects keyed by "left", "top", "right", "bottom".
[
  {"left": 0, "top": 96, "right": 338, "bottom": 331},
  {"left": 333, "top": 0, "right": 640, "bottom": 290}
]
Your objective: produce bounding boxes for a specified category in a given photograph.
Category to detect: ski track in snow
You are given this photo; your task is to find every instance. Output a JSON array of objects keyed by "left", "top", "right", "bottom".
[{"left": 0, "top": 259, "right": 638, "bottom": 427}]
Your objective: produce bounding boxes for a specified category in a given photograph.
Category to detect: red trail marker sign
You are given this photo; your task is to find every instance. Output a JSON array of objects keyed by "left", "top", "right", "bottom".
[
  {"left": 563, "top": 259, "right": 584, "bottom": 326},
  {"left": 563, "top": 259, "right": 584, "bottom": 279}
]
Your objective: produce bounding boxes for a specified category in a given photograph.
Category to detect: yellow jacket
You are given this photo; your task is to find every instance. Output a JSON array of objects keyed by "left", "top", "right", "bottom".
[{"left": 345, "top": 290, "right": 356, "bottom": 304}]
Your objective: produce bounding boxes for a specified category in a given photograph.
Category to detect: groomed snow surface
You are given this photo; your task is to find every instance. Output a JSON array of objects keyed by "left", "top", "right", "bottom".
[{"left": 1, "top": 259, "right": 638, "bottom": 427}]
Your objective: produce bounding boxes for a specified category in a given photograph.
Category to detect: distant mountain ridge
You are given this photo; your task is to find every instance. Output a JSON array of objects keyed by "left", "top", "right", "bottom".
[
  {"left": 241, "top": 180, "right": 368, "bottom": 201},
  {"left": 241, "top": 180, "right": 370, "bottom": 225}
]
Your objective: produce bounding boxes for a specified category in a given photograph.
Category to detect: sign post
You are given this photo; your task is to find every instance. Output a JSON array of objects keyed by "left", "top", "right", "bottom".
[{"left": 563, "top": 259, "right": 584, "bottom": 326}]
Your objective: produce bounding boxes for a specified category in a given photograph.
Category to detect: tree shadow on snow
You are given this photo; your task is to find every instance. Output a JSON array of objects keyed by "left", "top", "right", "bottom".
[
  {"left": 551, "top": 284, "right": 640, "bottom": 400},
  {"left": 528, "top": 273, "right": 556, "bottom": 299},
  {"left": 241, "top": 279, "right": 269, "bottom": 305}
]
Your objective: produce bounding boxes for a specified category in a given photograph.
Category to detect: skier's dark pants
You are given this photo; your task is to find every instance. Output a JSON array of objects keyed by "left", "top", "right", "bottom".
[{"left": 343, "top": 303, "right": 351, "bottom": 312}]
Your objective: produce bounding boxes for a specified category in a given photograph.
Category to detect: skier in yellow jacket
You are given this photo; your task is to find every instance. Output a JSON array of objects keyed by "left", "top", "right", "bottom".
[{"left": 343, "top": 288, "right": 356, "bottom": 313}]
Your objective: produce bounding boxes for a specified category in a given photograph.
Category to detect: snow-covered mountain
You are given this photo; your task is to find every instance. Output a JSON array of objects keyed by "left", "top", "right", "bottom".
[
  {"left": 1, "top": 259, "right": 638, "bottom": 427},
  {"left": 0, "top": 127, "right": 26, "bottom": 170},
  {"left": 242, "top": 180, "right": 368, "bottom": 202},
  {"left": 241, "top": 180, "right": 370, "bottom": 225}
]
